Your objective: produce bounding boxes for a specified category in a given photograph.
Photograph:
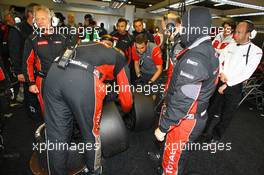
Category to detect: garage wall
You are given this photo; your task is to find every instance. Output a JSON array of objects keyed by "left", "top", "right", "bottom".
[{"left": 0, "top": 0, "right": 163, "bottom": 30}]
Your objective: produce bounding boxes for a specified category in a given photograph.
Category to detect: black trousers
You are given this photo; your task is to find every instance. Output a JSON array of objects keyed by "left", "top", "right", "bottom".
[
  {"left": 43, "top": 63, "right": 105, "bottom": 175},
  {"left": 205, "top": 82, "right": 243, "bottom": 139},
  {"left": 23, "top": 83, "right": 42, "bottom": 119}
]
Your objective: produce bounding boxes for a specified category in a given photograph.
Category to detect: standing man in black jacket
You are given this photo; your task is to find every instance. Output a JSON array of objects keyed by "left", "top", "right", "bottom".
[
  {"left": 23, "top": 5, "right": 72, "bottom": 114},
  {"left": 155, "top": 7, "right": 219, "bottom": 175},
  {"left": 8, "top": 3, "right": 38, "bottom": 81},
  {"left": 8, "top": 3, "right": 40, "bottom": 118}
]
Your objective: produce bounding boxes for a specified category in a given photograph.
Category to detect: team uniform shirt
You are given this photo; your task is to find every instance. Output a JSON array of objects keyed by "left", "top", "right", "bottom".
[
  {"left": 111, "top": 31, "right": 133, "bottom": 62},
  {"left": 219, "top": 42, "right": 263, "bottom": 86},
  {"left": 23, "top": 33, "right": 72, "bottom": 85},
  {"left": 212, "top": 32, "right": 235, "bottom": 56},
  {"left": 132, "top": 42, "right": 163, "bottom": 75},
  {"left": 22, "top": 32, "right": 73, "bottom": 113},
  {"left": 72, "top": 42, "right": 133, "bottom": 112}
]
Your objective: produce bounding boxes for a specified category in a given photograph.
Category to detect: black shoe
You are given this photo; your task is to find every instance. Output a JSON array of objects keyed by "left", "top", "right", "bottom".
[
  {"left": 156, "top": 165, "right": 163, "bottom": 175},
  {"left": 80, "top": 166, "right": 103, "bottom": 175}
]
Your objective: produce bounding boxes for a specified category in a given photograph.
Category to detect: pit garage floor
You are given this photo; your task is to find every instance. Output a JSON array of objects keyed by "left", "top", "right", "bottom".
[{"left": 0, "top": 102, "right": 264, "bottom": 175}]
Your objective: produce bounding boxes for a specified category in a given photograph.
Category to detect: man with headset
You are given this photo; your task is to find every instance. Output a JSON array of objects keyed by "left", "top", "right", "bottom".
[
  {"left": 203, "top": 20, "right": 263, "bottom": 142},
  {"left": 154, "top": 7, "right": 219, "bottom": 175},
  {"left": 23, "top": 5, "right": 73, "bottom": 113},
  {"left": 110, "top": 18, "right": 133, "bottom": 63},
  {"left": 8, "top": 3, "right": 41, "bottom": 118}
]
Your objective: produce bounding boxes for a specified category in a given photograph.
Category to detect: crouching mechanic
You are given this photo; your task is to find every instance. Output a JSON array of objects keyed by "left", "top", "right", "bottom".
[
  {"left": 43, "top": 41, "right": 133, "bottom": 175},
  {"left": 154, "top": 7, "right": 219, "bottom": 175},
  {"left": 132, "top": 34, "right": 163, "bottom": 96}
]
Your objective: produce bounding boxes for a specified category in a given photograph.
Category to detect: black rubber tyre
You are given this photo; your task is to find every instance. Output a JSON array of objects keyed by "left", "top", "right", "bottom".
[
  {"left": 100, "top": 102, "right": 129, "bottom": 157},
  {"left": 133, "top": 92, "right": 155, "bottom": 131}
]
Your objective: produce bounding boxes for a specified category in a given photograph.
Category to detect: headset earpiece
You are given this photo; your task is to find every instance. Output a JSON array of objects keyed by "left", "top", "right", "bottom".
[
  {"left": 249, "top": 29, "right": 257, "bottom": 39},
  {"left": 52, "top": 16, "right": 59, "bottom": 27},
  {"left": 32, "top": 17, "right": 38, "bottom": 29},
  {"left": 126, "top": 22, "right": 130, "bottom": 31},
  {"left": 143, "top": 22, "right": 146, "bottom": 29},
  {"left": 50, "top": 10, "right": 59, "bottom": 27},
  {"left": 14, "top": 17, "right": 21, "bottom": 24}
]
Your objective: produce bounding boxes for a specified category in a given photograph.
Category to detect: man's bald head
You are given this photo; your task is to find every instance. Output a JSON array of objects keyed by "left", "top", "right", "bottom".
[{"left": 234, "top": 21, "right": 251, "bottom": 44}]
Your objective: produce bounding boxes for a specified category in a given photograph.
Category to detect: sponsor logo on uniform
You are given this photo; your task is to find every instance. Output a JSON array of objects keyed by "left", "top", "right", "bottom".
[
  {"left": 180, "top": 70, "right": 194, "bottom": 79},
  {"left": 37, "top": 40, "right": 48, "bottom": 45},
  {"left": 54, "top": 41, "right": 62, "bottom": 44},
  {"left": 187, "top": 59, "right": 198, "bottom": 66}
]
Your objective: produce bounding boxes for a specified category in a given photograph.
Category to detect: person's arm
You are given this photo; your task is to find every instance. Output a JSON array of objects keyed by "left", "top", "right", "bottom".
[
  {"left": 150, "top": 65, "right": 162, "bottom": 83},
  {"left": 23, "top": 38, "right": 35, "bottom": 84},
  {"left": 134, "top": 61, "right": 141, "bottom": 77},
  {"left": 131, "top": 45, "right": 141, "bottom": 77},
  {"left": 158, "top": 54, "right": 209, "bottom": 133},
  {"left": 23, "top": 38, "right": 39, "bottom": 93},
  {"left": 218, "top": 43, "right": 232, "bottom": 74},
  {"left": 212, "top": 33, "right": 221, "bottom": 49},
  {"left": 150, "top": 46, "right": 163, "bottom": 82},
  {"left": 8, "top": 27, "right": 23, "bottom": 76},
  {"left": 114, "top": 51, "right": 133, "bottom": 113},
  {"left": 116, "top": 68, "right": 133, "bottom": 113}
]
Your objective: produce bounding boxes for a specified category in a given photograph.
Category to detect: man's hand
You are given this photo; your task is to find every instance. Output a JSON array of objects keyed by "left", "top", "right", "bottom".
[
  {"left": 218, "top": 84, "right": 227, "bottom": 94},
  {"left": 17, "top": 74, "right": 25, "bottom": 82},
  {"left": 220, "top": 73, "right": 228, "bottom": 83},
  {"left": 148, "top": 79, "right": 154, "bottom": 85},
  {"left": 155, "top": 128, "right": 166, "bottom": 142},
  {"left": 29, "top": 85, "right": 39, "bottom": 94},
  {"left": 136, "top": 72, "right": 141, "bottom": 78}
]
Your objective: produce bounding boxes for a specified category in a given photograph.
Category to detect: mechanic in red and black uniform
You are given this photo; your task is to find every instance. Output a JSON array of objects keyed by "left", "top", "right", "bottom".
[
  {"left": 43, "top": 41, "right": 133, "bottom": 175},
  {"left": 110, "top": 18, "right": 133, "bottom": 63},
  {"left": 132, "top": 33, "right": 163, "bottom": 89},
  {"left": 23, "top": 5, "right": 72, "bottom": 113},
  {"left": 155, "top": 8, "right": 219, "bottom": 175}
]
